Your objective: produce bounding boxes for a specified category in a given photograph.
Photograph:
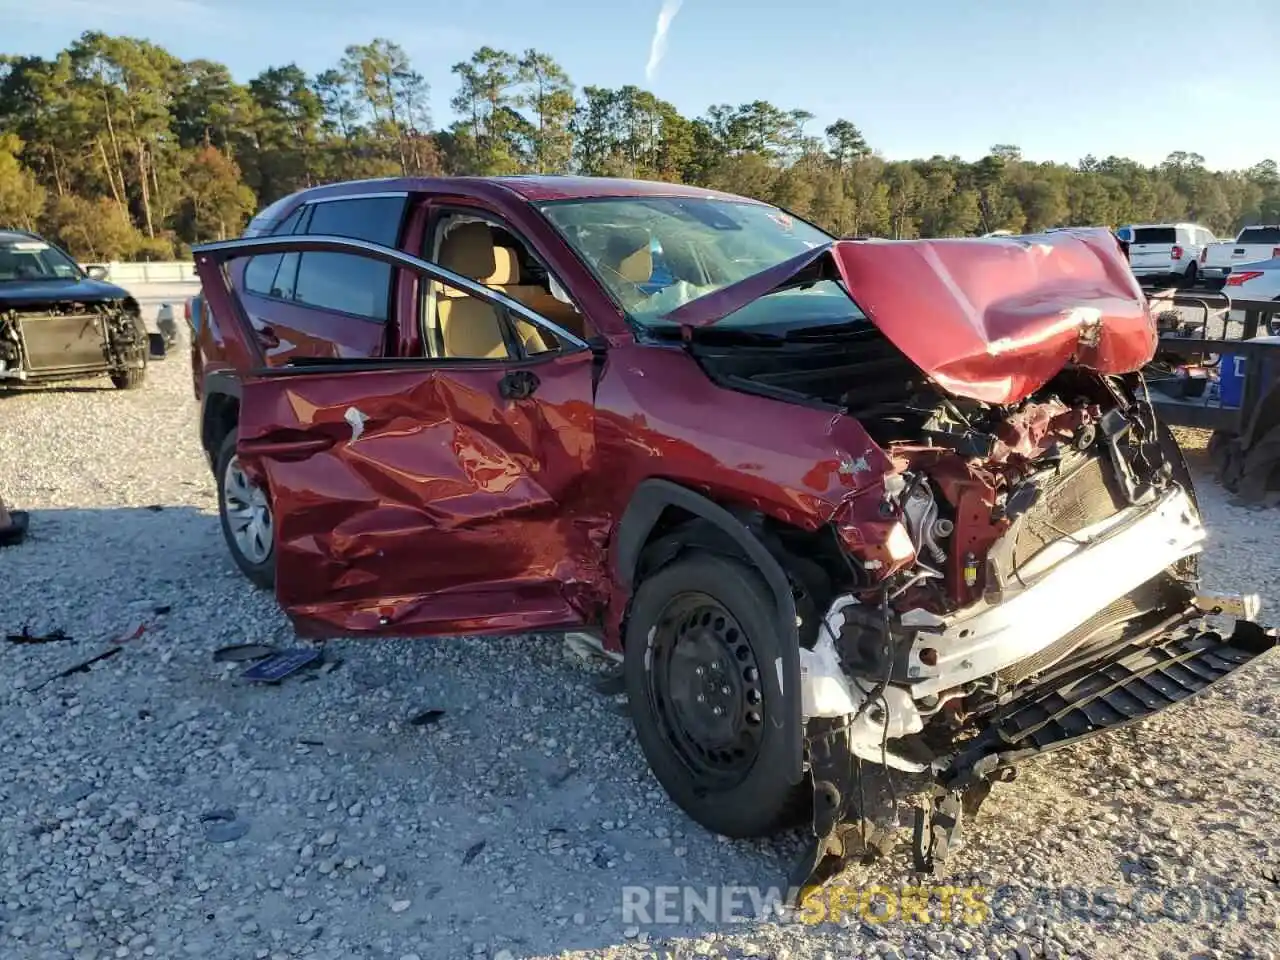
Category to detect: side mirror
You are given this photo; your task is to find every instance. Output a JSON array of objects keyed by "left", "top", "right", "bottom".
[{"left": 85, "top": 264, "right": 109, "bottom": 280}]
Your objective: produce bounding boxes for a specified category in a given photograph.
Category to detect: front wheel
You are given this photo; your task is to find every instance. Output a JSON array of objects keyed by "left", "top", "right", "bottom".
[
  {"left": 623, "top": 551, "right": 807, "bottom": 839},
  {"left": 215, "top": 428, "right": 276, "bottom": 589}
]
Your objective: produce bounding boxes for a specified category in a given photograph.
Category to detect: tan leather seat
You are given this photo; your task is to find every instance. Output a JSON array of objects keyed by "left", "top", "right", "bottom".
[
  {"left": 435, "top": 222, "right": 552, "bottom": 357},
  {"left": 600, "top": 230, "right": 653, "bottom": 286}
]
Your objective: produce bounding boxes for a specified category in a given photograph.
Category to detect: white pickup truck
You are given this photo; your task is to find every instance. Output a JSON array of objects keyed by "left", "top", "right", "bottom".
[{"left": 1199, "top": 225, "right": 1280, "bottom": 288}]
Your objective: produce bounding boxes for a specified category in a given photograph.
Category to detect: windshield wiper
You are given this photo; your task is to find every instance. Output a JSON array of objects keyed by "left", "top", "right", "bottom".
[
  {"left": 779, "top": 320, "right": 873, "bottom": 341},
  {"left": 646, "top": 323, "right": 787, "bottom": 345}
]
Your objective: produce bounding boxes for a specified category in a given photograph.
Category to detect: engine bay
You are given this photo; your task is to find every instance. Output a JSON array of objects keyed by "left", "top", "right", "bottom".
[{"left": 0, "top": 299, "right": 147, "bottom": 382}]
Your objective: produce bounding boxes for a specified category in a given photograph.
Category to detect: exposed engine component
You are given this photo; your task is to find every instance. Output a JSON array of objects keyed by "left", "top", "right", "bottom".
[
  {"left": 901, "top": 474, "right": 952, "bottom": 565},
  {"left": 0, "top": 300, "right": 146, "bottom": 384}
]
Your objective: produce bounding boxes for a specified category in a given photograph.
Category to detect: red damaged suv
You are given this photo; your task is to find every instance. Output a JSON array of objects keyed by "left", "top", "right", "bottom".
[{"left": 190, "top": 176, "right": 1273, "bottom": 887}]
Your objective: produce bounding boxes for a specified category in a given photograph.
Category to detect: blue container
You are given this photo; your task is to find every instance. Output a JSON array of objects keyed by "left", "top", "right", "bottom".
[
  {"left": 1219, "top": 335, "right": 1280, "bottom": 409},
  {"left": 1219, "top": 352, "right": 1248, "bottom": 408}
]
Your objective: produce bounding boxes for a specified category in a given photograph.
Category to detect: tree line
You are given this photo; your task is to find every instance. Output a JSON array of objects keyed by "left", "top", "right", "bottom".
[{"left": 1, "top": 32, "right": 1278, "bottom": 261}]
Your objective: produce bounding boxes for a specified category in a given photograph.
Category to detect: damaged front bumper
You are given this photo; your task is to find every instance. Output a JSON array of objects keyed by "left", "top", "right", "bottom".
[
  {"left": 795, "top": 612, "right": 1277, "bottom": 892},
  {"left": 789, "top": 483, "right": 1277, "bottom": 893}
]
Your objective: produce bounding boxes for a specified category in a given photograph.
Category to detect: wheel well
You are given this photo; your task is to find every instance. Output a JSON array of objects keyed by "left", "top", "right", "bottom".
[
  {"left": 612, "top": 478, "right": 811, "bottom": 784},
  {"left": 625, "top": 493, "right": 856, "bottom": 650},
  {"left": 202, "top": 392, "right": 239, "bottom": 461}
]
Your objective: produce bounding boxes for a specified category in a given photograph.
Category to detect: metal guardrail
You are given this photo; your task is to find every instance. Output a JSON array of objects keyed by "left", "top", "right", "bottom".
[{"left": 76, "top": 261, "right": 199, "bottom": 284}]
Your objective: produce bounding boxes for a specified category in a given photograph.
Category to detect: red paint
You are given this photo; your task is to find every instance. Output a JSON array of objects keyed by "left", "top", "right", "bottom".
[{"left": 192, "top": 178, "right": 1163, "bottom": 650}]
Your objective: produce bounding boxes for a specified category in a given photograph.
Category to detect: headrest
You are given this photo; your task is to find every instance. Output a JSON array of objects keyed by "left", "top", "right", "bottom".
[
  {"left": 439, "top": 221, "right": 496, "bottom": 280},
  {"left": 602, "top": 230, "right": 653, "bottom": 284},
  {"left": 490, "top": 245, "right": 520, "bottom": 285},
  {"left": 658, "top": 235, "right": 704, "bottom": 284}
]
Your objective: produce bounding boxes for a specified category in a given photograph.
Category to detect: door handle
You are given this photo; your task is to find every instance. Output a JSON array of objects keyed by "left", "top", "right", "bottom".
[{"left": 499, "top": 369, "right": 540, "bottom": 400}]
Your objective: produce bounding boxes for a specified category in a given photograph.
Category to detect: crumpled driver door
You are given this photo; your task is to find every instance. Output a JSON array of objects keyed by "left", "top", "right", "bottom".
[{"left": 192, "top": 234, "right": 605, "bottom": 639}]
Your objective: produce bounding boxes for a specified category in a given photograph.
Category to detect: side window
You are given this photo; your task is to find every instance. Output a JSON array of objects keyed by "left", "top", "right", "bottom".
[
  {"left": 306, "top": 196, "right": 405, "bottom": 245},
  {"left": 287, "top": 196, "right": 407, "bottom": 322},
  {"left": 242, "top": 196, "right": 407, "bottom": 319},
  {"left": 243, "top": 206, "right": 305, "bottom": 297},
  {"left": 422, "top": 212, "right": 584, "bottom": 359},
  {"left": 294, "top": 254, "right": 392, "bottom": 322}
]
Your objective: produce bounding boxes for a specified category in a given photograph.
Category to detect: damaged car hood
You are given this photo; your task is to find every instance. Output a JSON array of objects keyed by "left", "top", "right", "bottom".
[{"left": 662, "top": 228, "right": 1155, "bottom": 405}]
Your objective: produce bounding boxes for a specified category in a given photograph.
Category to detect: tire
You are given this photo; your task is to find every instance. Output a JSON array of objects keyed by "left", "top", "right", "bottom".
[
  {"left": 1235, "top": 423, "right": 1280, "bottom": 505},
  {"left": 215, "top": 428, "right": 276, "bottom": 589},
  {"left": 1181, "top": 261, "right": 1198, "bottom": 289},
  {"left": 110, "top": 367, "right": 146, "bottom": 390},
  {"left": 623, "top": 551, "right": 807, "bottom": 839}
]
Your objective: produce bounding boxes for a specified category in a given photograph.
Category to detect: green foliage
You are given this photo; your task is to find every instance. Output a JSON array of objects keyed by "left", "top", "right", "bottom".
[
  {"left": 0, "top": 133, "right": 45, "bottom": 229},
  {"left": 2, "top": 32, "right": 1278, "bottom": 254}
]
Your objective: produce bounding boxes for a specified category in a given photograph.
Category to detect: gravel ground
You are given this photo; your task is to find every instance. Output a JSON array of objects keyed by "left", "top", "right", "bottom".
[{"left": 2, "top": 335, "right": 1279, "bottom": 960}]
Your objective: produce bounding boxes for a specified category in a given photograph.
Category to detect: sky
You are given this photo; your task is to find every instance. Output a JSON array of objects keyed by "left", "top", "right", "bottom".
[{"left": 3, "top": 0, "right": 1278, "bottom": 171}]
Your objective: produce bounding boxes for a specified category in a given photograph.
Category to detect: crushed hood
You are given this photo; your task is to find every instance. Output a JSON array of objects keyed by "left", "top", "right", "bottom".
[{"left": 662, "top": 228, "right": 1155, "bottom": 405}]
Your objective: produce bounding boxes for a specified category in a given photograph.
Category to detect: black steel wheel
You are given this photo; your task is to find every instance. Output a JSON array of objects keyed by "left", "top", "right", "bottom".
[
  {"left": 645, "top": 593, "right": 766, "bottom": 789},
  {"left": 624, "top": 551, "right": 808, "bottom": 839}
]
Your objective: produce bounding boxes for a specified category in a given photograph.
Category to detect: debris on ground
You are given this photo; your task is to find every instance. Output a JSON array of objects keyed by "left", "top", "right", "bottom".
[
  {"left": 212, "top": 642, "right": 278, "bottom": 663},
  {"left": 201, "top": 809, "right": 251, "bottom": 843},
  {"left": 115, "top": 623, "right": 147, "bottom": 642},
  {"left": 240, "top": 647, "right": 323, "bottom": 682},
  {"left": 408, "top": 708, "right": 446, "bottom": 727},
  {"left": 0, "top": 494, "right": 29, "bottom": 547},
  {"left": 26, "top": 644, "right": 123, "bottom": 692},
  {"left": 590, "top": 669, "right": 625, "bottom": 696},
  {"left": 6, "top": 626, "right": 71, "bottom": 644}
]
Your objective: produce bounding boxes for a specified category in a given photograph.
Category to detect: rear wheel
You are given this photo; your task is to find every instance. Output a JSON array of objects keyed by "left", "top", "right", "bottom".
[
  {"left": 215, "top": 428, "right": 275, "bottom": 589},
  {"left": 1181, "top": 261, "right": 1199, "bottom": 288},
  {"left": 623, "top": 551, "right": 807, "bottom": 839}
]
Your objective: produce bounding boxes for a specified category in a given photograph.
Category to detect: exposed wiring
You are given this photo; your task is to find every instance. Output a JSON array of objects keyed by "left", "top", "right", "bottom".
[
  {"left": 879, "top": 690, "right": 900, "bottom": 828},
  {"left": 855, "top": 754, "right": 867, "bottom": 849},
  {"left": 887, "top": 563, "right": 943, "bottom": 601}
]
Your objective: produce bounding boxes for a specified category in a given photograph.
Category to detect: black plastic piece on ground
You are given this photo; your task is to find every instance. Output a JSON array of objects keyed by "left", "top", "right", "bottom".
[
  {"left": 592, "top": 669, "right": 626, "bottom": 696},
  {"left": 0, "top": 510, "right": 30, "bottom": 547},
  {"left": 6, "top": 626, "right": 70, "bottom": 644}
]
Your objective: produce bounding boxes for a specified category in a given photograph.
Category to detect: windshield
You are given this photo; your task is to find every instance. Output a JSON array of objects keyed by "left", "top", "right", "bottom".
[
  {"left": 0, "top": 239, "right": 83, "bottom": 282},
  {"left": 538, "top": 196, "right": 861, "bottom": 331}
]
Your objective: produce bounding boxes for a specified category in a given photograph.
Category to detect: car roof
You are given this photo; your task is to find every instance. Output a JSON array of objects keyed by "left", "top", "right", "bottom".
[
  {"left": 0, "top": 228, "right": 45, "bottom": 243},
  {"left": 293, "top": 175, "right": 764, "bottom": 206}
]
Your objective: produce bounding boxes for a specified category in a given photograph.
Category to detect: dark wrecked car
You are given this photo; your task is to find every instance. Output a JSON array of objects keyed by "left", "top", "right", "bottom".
[
  {"left": 189, "top": 176, "right": 1275, "bottom": 888},
  {"left": 0, "top": 230, "right": 154, "bottom": 389}
]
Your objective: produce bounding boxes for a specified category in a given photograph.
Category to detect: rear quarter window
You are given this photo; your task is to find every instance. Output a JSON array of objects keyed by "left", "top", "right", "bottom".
[
  {"left": 243, "top": 195, "right": 408, "bottom": 322},
  {"left": 1237, "top": 227, "right": 1280, "bottom": 245},
  {"left": 243, "top": 207, "right": 306, "bottom": 297}
]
